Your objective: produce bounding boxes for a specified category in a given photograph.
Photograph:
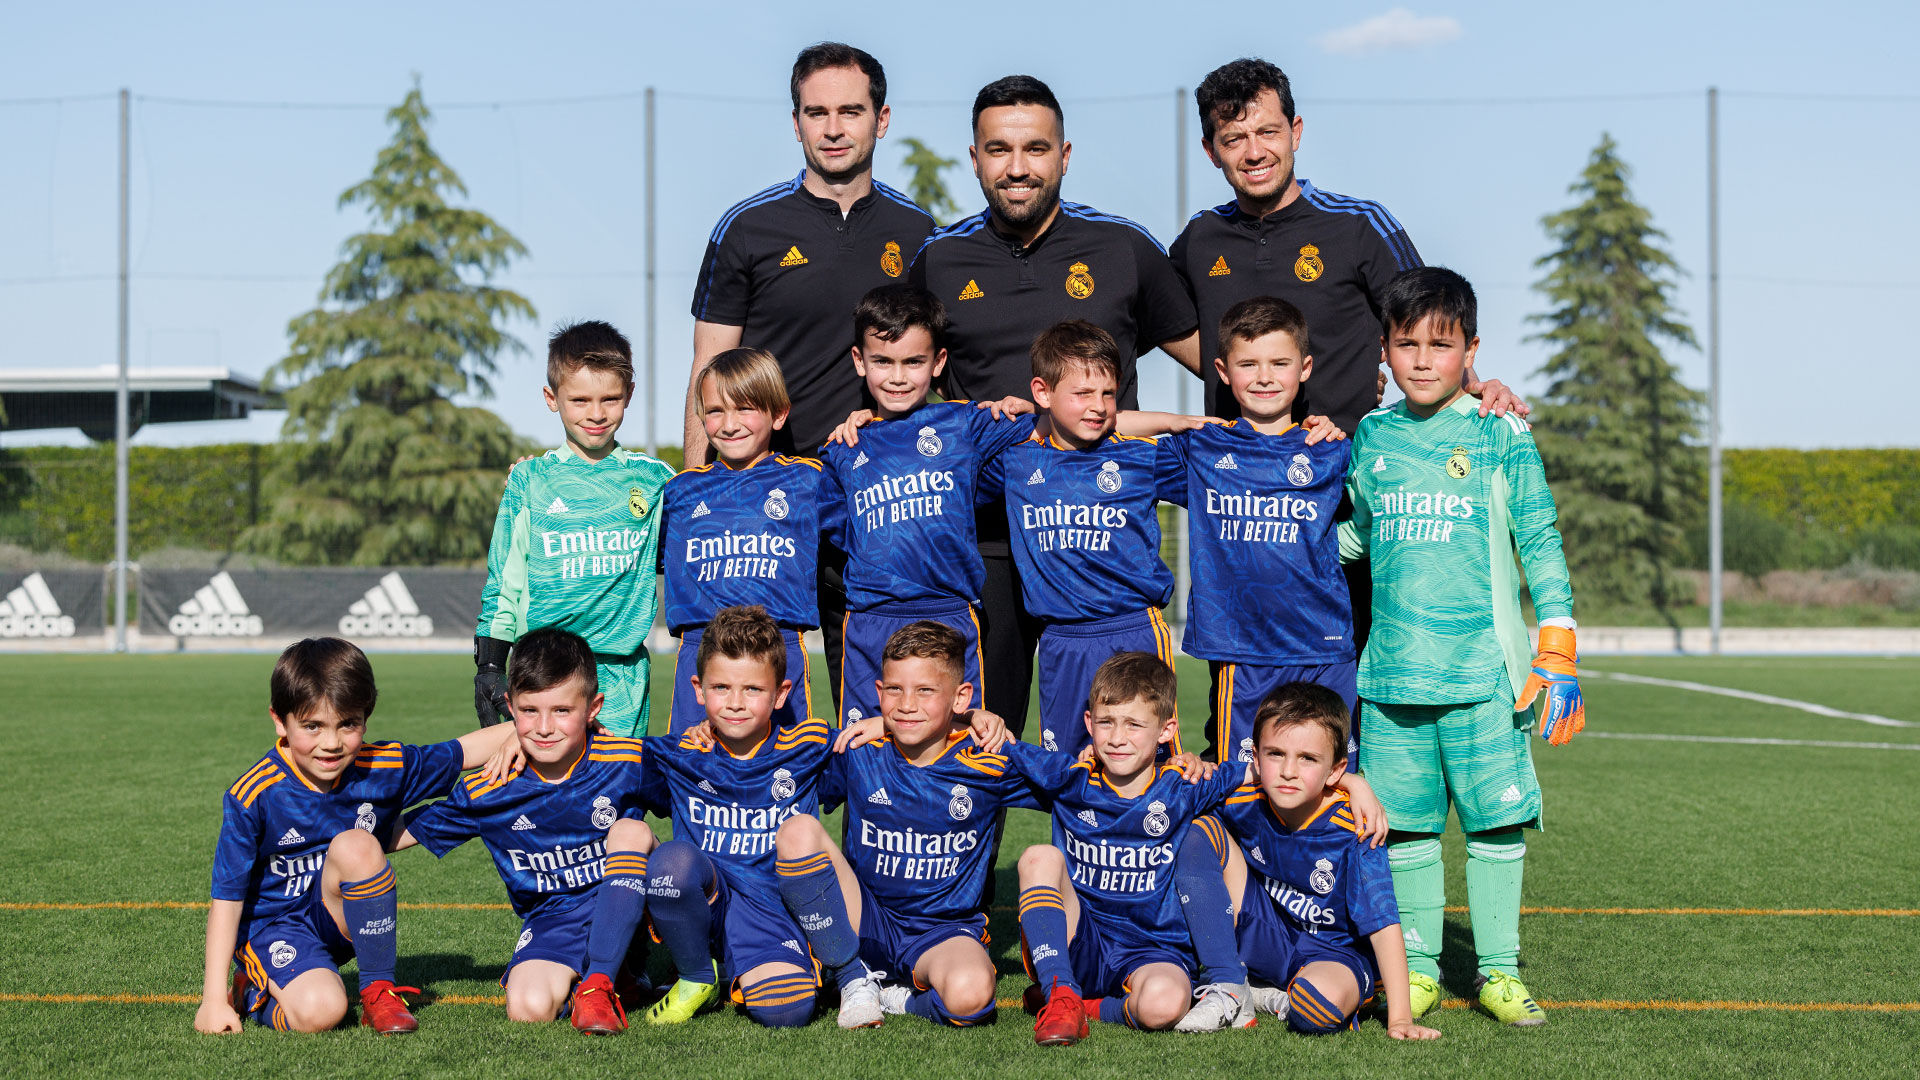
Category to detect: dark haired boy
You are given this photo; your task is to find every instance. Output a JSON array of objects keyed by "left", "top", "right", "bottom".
[
  {"left": 1340, "top": 266, "right": 1585, "bottom": 1025},
  {"left": 475, "top": 320, "right": 675, "bottom": 737},
  {"left": 399, "top": 628, "right": 659, "bottom": 1033},
  {"left": 197, "top": 638, "right": 517, "bottom": 1035}
]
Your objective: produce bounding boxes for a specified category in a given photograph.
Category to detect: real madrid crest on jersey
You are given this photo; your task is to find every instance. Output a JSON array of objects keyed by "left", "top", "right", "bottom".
[
  {"left": 1310, "top": 856, "right": 1337, "bottom": 894},
  {"left": 1287, "top": 452, "right": 1315, "bottom": 486},
  {"left": 591, "top": 795, "right": 616, "bottom": 830},
  {"left": 1237, "top": 736, "right": 1255, "bottom": 764},
  {"left": 1095, "top": 460, "right": 1122, "bottom": 493},
  {"left": 1043, "top": 728, "right": 1059, "bottom": 752},
  {"left": 629, "top": 487, "right": 649, "bottom": 518},
  {"left": 948, "top": 783, "right": 973, "bottom": 821},
  {"left": 916, "top": 425, "right": 943, "bottom": 457},
  {"left": 1446, "top": 447, "right": 1471, "bottom": 479},
  {"left": 1294, "top": 243, "right": 1324, "bottom": 283},
  {"left": 881, "top": 240, "right": 904, "bottom": 278},
  {"left": 1143, "top": 800, "right": 1170, "bottom": 837},
  {"left": 269, "top": 940, "right": 297, "bottom": 968},
  {"left": 770, "top": 767, "right": 796, "bottom": 801},
  {"left": 515, "top": 928, "right": 533, "bottom": 952},
  {"left": 1065, "top": 261, "right": 1095, "bottom": 299},
  {"left": 763, "top": 487, "right": 790, "bottom": 520},
  {"left": 354, "top": 801, "right": 377, "bottom": 833}
]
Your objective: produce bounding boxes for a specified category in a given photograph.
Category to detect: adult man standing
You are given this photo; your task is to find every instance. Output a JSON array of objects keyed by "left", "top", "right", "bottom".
[{"left": 910, "top": 74, "right": 1201, "bottom": 729}]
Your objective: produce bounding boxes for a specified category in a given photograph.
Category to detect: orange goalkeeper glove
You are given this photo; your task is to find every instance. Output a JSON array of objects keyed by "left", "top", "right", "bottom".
[{"left": 1515, "top": 625, "right": 1584, "bottom": 746}]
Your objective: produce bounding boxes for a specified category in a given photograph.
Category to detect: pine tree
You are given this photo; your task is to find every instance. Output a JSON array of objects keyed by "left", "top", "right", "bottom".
[
  {"left": 899, "top": 137, "right": 962, "bottom": 224},
  {"left": 1528, "top": 134, "right": 1705, "bottom": 622},
  {"left": 247, "top": 82, "right": 535, "bottom": 566}
]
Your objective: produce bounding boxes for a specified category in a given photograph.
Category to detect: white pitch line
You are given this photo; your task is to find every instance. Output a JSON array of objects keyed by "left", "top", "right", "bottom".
[
  {"left": 1587, "top": 669, "right": 1920, "bottom": 728},
  {"left": 1584, "top": 732, "right": 1920, "bottom": 751}
]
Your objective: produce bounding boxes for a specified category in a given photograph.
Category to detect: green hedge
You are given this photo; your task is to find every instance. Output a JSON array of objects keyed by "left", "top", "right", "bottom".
[{"left": 0, "top": 443, "right": 265, "bottom": 561}]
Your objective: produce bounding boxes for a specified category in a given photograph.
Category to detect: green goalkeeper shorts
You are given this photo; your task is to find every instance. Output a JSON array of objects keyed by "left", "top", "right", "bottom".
[
  {"left": 594, "top": 651, "right": 652, "bottom": 738},
  {"left": 1359, "top": 698, "right": 1542, "bottom": 834}
]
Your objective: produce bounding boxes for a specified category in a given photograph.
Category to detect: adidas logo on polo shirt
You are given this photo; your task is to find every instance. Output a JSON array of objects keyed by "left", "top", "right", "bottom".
[
  {"left": 278, "top": 828, "right": 305, "bottom": 847},
  {"left": 691, "top": 501, "right": 712, "bottom": 519},
  {"left": 1208, "top": 255, "right": 1231, "bottom": 277},
  {"left": 0, "top": 572, "right": 75, "bottom": 638},
  {"left": 338, "top": 571, "right": 433, "bottom": 638},
  {"left": 1027, "top": 469, "right": 1045, "bottom": 486},
  {"left": 957, "top": 280, "right": 984, "bottom": 301},
  {"left": 511, "top": 815, "right": 538, "bottom": 831},
  {"left": 779, "top": 246, "right": 808, "bottom": 267},
  {"left": 168, "top": 572, "right": 264, "bottom": 637},
  {"left": 867, "top": 788, "right": 893, "bottom": 806},
  {"left": 1214, "top": 453, "right": 1238, "bottom": 470}
]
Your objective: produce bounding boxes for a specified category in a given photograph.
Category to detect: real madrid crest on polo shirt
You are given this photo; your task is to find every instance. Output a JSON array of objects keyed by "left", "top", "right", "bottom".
[
  {"left": 1287, "top": 452, "right": 1315, "bottom": 486},
  {"left": 764, "top": 488, "right": 790, "bottom": 519},
  {"left": 1294, "top": 243, "right": 1324, "bottom": 283},
  {"left": 1065, "top": 261, "right": 1095, "bottom": 299},
  {"left": 917, "top": 426, "right": 942, "bottom": 457},
  {"left": 1096, "top": 460, "right": 1122, "bottom": 493},
  {"left": 881, "top": 240, "right": 903, "bottom": 278}
]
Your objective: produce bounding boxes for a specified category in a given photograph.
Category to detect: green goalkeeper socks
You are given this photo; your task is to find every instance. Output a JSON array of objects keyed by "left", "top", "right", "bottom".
[
  {"left": 1387, "top": 836, "right": 1445, "bottom": 980},
  {"left": 1465, "top": 829, "right": 1526, "bottom": 978}
]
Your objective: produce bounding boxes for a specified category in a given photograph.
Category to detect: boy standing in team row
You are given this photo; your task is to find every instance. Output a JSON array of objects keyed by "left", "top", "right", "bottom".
[
  {"left": 475, "top": 322, "right": 675, "bottom": 737},
  {"left": 661, "top": 352, "right": 843, "bottom": 735},
  {"left": 1341, "top": 267, "right": 1586, "bottom": 1025}
]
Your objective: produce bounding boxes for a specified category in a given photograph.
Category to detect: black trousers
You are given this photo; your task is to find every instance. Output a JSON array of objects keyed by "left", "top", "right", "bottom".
[{"left": 976, "top": 549, "right": 1044, "bottom": 737}]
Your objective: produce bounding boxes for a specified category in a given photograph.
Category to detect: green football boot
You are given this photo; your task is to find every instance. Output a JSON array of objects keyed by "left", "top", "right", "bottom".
[
  {"left": 1476, "top": 971, "right": 1546, "bottom": 1027},
  {"left": 1407, "top": 971, "right": 1441, "bottom": 1020},
  {"left": 644, "top": 964, "right": 721, "bottom": 1025}
]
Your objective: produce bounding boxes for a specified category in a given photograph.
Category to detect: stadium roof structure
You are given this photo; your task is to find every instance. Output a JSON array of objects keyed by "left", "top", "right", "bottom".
[{"left": 0, "top": 366, "right": 282, "bottom": 441}]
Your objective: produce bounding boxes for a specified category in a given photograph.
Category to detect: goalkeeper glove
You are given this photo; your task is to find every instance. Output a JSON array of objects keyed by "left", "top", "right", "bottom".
[
  {"left": 474, "top": 637, "right": 513, "bottom": 727},
  {"left": 1515, "top": 625, "right": 1584, "bottom": 746}
]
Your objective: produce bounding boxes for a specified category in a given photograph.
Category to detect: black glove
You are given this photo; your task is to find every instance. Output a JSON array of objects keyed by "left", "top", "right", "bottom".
[{"left": 474, "top": 637, "right": 513, "bottom": 726}]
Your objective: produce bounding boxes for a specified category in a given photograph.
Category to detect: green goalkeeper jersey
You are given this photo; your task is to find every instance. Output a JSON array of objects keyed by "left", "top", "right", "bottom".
[
  {"left": 477, "top": 443, "right": 675, "bottom": 655},
  {"left": 1338, "top": 395, "right": 1574, "bottom": 706}
]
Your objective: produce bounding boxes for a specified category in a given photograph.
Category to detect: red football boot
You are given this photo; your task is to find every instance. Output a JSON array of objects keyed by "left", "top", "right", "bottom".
[
  {"left": 358, "top": 981, "right": 421, "bottom": 1035},
  {"left": 1033, "top": 982, "right": 1089, "bottom": 1046},
  {"left": 570, "top": 972, "right": 628, "bottom": 1036}
]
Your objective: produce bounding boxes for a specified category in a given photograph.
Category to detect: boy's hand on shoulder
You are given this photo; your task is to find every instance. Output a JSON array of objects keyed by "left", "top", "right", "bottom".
[
  {"left": 476, "top": 727, "right": 524, "bottom": 785},
  {"left": 825, "top": 410, "right": 878, "bottom": 447},
  {"left": 1387, "top": 1019, "right": 1443, "bottom": 1041},
  {"left": 1465, "top": 368, "right": 1532, "bottom": 418},
  {"left": 1339, "top": 773, "right": 1390, "bottom": 847},
  {"left": 1301, "top": 415, "right": 1348, "bottom": 444},
  {"left": 1518, "top": 625, "right": 1585, "bottom": 746},
  {"left": 683, "top": 720, "right": 717, "bottom": 751},
  {"left": 965, "top": 709, "right": 1011, "bottom": 754},
  {"left": 975, "top": 397, "right": 1035, "bottom": 421},
  {"left": 1168, "top": 751, "right": 1217, "bottom": 782},
  {"left": 833, "top": 715, "right": 886, "bottom": 752},
  {"left": 193, "top": 998, "right": 244, "bottom": 1035}
]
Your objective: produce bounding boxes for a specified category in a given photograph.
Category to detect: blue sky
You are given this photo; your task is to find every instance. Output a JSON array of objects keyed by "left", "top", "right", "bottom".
[{"left": 2, "top": 1, "right": 1915, "bottom": 451}]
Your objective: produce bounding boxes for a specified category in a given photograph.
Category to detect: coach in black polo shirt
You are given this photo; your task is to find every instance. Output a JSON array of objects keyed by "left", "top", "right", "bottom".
[
  {"left": 687, "top": 42, "right": 934, "bottom": 459},
  {"left": 910, "top": 74, "right": 1201, "bottom": 729}
]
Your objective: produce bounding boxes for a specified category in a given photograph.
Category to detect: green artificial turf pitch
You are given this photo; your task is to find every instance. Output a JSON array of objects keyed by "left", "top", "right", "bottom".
[{"left": 1, "top": 652, "right": 1916, "bottom": 1079}]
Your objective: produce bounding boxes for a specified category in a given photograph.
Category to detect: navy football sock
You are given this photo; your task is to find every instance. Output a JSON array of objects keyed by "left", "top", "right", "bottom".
[
  {"left": 646, "top": 840, "right": 717, "bottom": 984},
  {"left": 1174, "top": 820, "right": 1246, "bottom": 986},
  {"left": 339, "top": 863, "right": 398, "bottom": 990},
  {"left": 1017, "top": 884, "right": 1077, "bottom": 994},
  {"left": 775, "top": 852, "right": 865, "bottom": 988},
  {"left": 585, "top": 850, "right": 648, "bottom": 981}
]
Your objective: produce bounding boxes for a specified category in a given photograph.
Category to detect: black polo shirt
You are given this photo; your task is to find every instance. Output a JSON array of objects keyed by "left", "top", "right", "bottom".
[
  {"left": 693, "top": 171, "right": 935, "bottom": 454},
  {"left": 907, "top": 202, "right": 1198, "bottom": 410},
  {"left": 1169, "top": 178, "right": 1421, "bottom": 432}
]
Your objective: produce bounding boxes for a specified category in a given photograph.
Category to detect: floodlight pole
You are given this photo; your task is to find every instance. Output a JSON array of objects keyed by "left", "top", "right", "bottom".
[
  {"left": 1171, "top": 87, "right": 1190, "bottom": 638},
  {"left": 644, "top": 86, "right": 658, "bottom": 458},
  {"left": 1707, "top": 86, "right": 1723, "bottom": 655},
  {"left": 113, "top": 88, "right": 130, "bottom": 654}
]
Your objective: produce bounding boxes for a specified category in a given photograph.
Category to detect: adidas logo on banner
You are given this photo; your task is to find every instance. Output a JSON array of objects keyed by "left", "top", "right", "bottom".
[
  {"left": 867, "top": 787, "right": 893, "bottom": 806},
  {"left": 697, "top": 779, "right": 719, "bottom": 794},
  {"left": 169, "top": 572, "right": 264, "bottom": 637},
  {"left": 0, "top": 572, "right": 75, "bottom": 638},
  {"left": 548, "top": 497, "right": 570, "bottom": 514},
  {"left": 1026, "top": 469, "right": 1045, "bottom": 486},
  {"left": 510, "top": 815, "right": 538, "bottom": 831},
  {"left": 852, "top": 451, "right": 869, "bottom": 469},
  {"left": 1213, "top": 453, "right": 1238, "bottom": 470},
  {"left": 277, "top": 828, "right": 305, "bottom": 847},
  {"left": 690, "top": 501, "right": 711, "bottom": 519},
  {"left": 338, "top": 572, "right": 434, "bottom": 638}
]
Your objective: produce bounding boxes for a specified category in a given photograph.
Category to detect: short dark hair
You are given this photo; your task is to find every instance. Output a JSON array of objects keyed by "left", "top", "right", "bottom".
[
  {"left": 1379, "top": 266, "right": 1477, "bottom": 341},
  {"left": 791, "top": 42, "right": 886, "bottom": 112},
  {"left": 1195, "top": 58, "right": 1296, "bottom": 143},
  {"left": 972, "top": 74, "right": 1063, "bottom": 134},
  {"left": 1087, "top": 651, "right": 1178, "bottom": 722},
  {"left": 548, "top": 320, "right": 634, "bottom": 393},
  {"left": 508, "top": 627, "right": 599, "bottom": 699},
  {"left": 1219, "top": 295, "right": 1310, "bottom": 357},
  {"left": 881, "top": 620, "right": 967, "bottom": 682},
  {"left": 270, "top": 637, "right": 377, "bottom": 722},
  {"left": 696, "top": 604, "right": 787, "bottom": 683},
  {"left": 1030, "top": 319, "right": 1121, "bottom": 387},
  {"left": 853, "top": 285, "right": 947, "bottom": 351},
  {"left": 1252, "top": 682, "right": 1349, "bottom": 761}
]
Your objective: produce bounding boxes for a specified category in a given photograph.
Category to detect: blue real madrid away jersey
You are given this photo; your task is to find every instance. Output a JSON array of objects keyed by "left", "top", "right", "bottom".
[
  {"left": 1218, "top": 788, "right": 1399, "bottom": 954},
  {"left": 1155, "top": 422, "right": 1354, "bottom": 665},
  {"left": 981, "top": 431, "right": 1173, "bottom": 624},
  {"left": 212, "top": 740, "right": 463, "bottom": 928},
  {"left": 403, "top": 735, "right": 648, "bottom": 919},
  {"left": 822, "top": 733, "right": 1040, "bottom": 925},
  {"left": 642, "top": 718, "right": 833, "bottom": 891},
  {"left": 661, "top": 455, "right": 844, "bottom": 633},
  {"left": 1001, "top": 741, "right": 1243, "bottom": 947},
  {"left": 821, "top": 402, "right": 1035, "bottom": 611}
]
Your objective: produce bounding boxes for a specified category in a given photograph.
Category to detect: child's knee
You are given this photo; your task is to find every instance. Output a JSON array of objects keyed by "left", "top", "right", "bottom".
[
  {"left": 1017, "top": 844, "right": 1064, "bottom": 881},
  {"left": 277, "top": 982, "right": 349, "bottom": 1032},
  {"left": 646, "top": 839, "right": 709, "bottom": 899},
  {"left": 1175, "top": 819, "right": 1228, "bottom": 871},
  {"left": 1387, "top": 835, "right": 1444, "bottom": 872},
  {"left": 325, "top": 828, "right": 386, "bottom": 879},
  {"left": 939, "top": 965, "right": 998, "bottom": 1017},
  {"left": 605, "top": 817, "right": 655, "bottom": 853},
  {"left": 504, "top": 979, "right": 565, "bottom": 1023},
  {"left": 1128, "top": 975, "right": 1189, "bottom": 1030},
  {"left": 1285, "top": 977, "right": 1354, "bottom": 1034},
  {"left": 742, "top": 978, "right": 816, "bottom": 1028},
  {"left": 774, "top": 814, "right": 829, "bottom": 858}
]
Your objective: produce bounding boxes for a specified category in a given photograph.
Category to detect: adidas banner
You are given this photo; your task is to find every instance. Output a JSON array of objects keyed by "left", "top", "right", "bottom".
[
  {"left": 139, "top": 568, "right": 486, "bottom": 643},
  {"left": 0, "top": 570, "right": 103, "bottom": 639}
]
